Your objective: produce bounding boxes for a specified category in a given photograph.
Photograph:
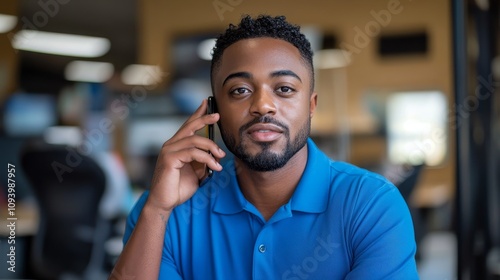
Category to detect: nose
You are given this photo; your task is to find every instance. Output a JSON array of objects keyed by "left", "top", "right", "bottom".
[{"left": 249, "top": 87, "right": 277, "bottom": 117}]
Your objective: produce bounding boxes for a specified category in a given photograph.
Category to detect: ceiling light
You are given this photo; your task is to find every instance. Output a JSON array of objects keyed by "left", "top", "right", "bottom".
[
  {"left": 0, "top": 14, "right": 17, "bottom": 33},
  {"left": 197, "top": 38, "right": 216, "bottom": 60},
  {"left": 121, "top": 64, "right": 162, "bottom": 86},
  {"left": 43, "top": 126, "right": 83, "bottom": 146},
  {"left": 65, "top": 60, "right": 114, "bottom": 83},
  {"left": 12, "top": 30, "right": 110, "bottom": 57}
]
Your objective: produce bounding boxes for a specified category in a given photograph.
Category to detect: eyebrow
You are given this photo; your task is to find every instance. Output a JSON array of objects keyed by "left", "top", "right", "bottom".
[
  {"left": 222, "top": 72, "right": 252, "bottom": 86},
  {"left": 270, "top": 70, "right": 302, "bottom": 83},
  {"left": 222, "top": 70, "right": 302, "bottom": 87}
]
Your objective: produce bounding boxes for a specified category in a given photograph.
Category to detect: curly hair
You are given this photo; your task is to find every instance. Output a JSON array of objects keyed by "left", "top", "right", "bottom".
[{"left": 211, "top": 15, "right": 314, "bottom": 92}]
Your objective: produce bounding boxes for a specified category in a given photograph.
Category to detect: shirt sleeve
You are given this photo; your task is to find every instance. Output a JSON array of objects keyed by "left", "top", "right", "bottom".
[
  {"left": 345, "top": 183, "right": 419, "bottom": 280},
  {"left": 123, "top": 191, "right": 184, "bottom": 280}
]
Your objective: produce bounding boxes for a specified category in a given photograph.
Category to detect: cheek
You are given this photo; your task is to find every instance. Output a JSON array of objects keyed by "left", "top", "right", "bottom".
[
  {"left": 219, "top": 112, "right": 240, "bottom": 135},
  {"left": 219, "top": 104, "right": 248, "bottom": 130},
  {"left": 282, "top": 101, "right": 309, "bottom": 120},
  {"left": 282, "top": 104, "right": 311, "bottom": 135}
]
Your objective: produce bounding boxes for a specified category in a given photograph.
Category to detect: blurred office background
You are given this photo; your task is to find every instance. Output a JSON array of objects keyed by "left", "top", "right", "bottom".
[{"left": 0, "top": 0, "right": 498, "bottom": 279}]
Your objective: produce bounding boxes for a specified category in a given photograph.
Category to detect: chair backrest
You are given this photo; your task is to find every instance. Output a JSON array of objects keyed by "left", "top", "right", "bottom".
[
  {"left": 21, "top": 144, "right": 106, "bottom": 279},
  {"left": 396, "top": 164, "right": 424, "bottom": 200}
]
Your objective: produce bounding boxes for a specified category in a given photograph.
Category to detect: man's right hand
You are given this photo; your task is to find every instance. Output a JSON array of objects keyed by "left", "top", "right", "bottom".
[{"left": 146, "top": 99, "right": 226, "bottom": 213}]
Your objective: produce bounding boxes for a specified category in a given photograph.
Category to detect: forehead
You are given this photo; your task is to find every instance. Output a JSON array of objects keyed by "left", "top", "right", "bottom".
[{"left": 213, "top": 37, "right": 310, "bottom": 86}]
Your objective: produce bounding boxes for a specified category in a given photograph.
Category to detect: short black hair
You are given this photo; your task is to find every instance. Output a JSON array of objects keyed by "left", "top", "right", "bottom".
[{"left": 210, "top": 15, "right": 314, "bottom": 92}]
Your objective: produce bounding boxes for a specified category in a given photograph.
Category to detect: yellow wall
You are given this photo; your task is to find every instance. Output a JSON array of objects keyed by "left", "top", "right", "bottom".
[
  {"left": 138, "top": 0, "right": 455, "bottom": 207},
  {"left": 0, "top": 1, "right": 19, "bottom": 103}
]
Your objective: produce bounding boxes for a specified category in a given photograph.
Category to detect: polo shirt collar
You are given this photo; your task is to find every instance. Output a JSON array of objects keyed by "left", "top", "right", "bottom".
[
  {"left": 212, "top": 138, "right": 331, "bottom": 215},
  {"left": 289, "top": 138, "right": 331, "bottom": 213},
  {"left": 211, "top": 160, "right": 247, "bottom": 215}
]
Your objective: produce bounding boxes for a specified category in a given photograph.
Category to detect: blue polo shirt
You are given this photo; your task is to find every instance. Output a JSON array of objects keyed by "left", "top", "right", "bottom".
[{"left": 124, "top": 138, "right": 418, "bottom": 279}]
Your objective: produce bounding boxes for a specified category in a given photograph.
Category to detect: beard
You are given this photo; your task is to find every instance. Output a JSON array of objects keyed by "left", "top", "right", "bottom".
[{"left": 219, "top": 115, "right": 310, "bottom": 172}]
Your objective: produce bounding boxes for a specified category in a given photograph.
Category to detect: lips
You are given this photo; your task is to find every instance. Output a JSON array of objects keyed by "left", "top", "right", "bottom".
[{"left": 246, "top": 123, "right": 284, "bottom": 142}]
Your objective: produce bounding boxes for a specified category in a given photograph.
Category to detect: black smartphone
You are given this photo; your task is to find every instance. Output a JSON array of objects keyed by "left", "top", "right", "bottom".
[{"left": 206, "top": 96, "right": 216, "bottom": 177}]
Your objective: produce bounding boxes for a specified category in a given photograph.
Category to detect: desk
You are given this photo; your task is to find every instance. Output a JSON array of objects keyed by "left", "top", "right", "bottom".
[{"left": 0, "top": 201, "right": 39, "bottom": 237}]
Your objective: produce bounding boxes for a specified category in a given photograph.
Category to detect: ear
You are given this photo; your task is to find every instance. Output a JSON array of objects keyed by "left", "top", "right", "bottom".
[{"left": 309, "top": 92, "right": 318, "bottom": 118}]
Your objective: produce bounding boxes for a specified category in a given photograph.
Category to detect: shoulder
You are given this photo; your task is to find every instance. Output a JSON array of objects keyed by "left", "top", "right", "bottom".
[
  {"left": 330, "top": 160, "right": 391, "bottom": 185},
  {"left": 307, "top": 139, "right": 394, "bottom": 195},
  {"left": 326, "top": 164, "right": 418, "bottom": 278},
  {"left": 303, "top": 139, "right": 401, "bottom": 213},
  {"left": 328, "top": 160, "right": 397, "bottom": 198},
  {"left": 325, "top": 160, "right": 408, "bottom": 221}
]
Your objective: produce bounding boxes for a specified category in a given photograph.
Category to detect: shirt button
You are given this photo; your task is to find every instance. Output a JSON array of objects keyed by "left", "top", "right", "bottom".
[{"left": 258, "top": 244, "right": 266, "bottom": 253}]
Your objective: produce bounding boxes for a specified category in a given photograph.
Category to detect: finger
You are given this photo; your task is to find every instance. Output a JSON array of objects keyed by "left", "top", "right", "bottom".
[
  {"left": 167, "top": 147, "right": 223, "bottom": 172},
  {"left": 191, "top": 160, "right": 206, "bottom": 178},
  {"left": 180, "top": 99, "right": 209, "bottom": 128},
  {"left": 200, "top": 156, "right": 223, "bottom": 180},
  {"left": 163, "top": 134, "right": 226, "bottom": 159},
  {"left": 170, "top": 113, "right": 220, "bottom": 142}
]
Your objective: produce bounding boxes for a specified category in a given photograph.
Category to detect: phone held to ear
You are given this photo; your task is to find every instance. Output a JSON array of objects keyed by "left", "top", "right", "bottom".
[{"left": 206, "top": 96, "right": 216, "bottom": 177}]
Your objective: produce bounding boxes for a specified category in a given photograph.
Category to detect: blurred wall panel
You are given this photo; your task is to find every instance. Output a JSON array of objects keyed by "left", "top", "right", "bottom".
[{"left": 0, "top": 1, "right": 19, "bottom": 103}]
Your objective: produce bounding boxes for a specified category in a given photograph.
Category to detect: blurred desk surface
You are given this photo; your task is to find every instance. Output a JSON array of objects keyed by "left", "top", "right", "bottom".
[{"left": 0, "top": 201, "right": 39, "bottom": 237}]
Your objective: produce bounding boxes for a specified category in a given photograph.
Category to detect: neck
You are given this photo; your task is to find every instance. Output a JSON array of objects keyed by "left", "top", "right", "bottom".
[{"left": 235, "top": 144, "right": 308, "bottom": 221}]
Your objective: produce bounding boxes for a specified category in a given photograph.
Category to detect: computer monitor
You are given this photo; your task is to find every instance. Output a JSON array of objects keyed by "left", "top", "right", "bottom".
[{"left": 2, "top": 93, "right": 57, "bottom": 136}]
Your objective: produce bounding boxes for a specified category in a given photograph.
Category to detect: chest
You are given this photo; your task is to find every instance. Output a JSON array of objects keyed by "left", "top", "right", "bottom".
[{"left": 172, "top": 211, "right": 352, "bottom": 280}]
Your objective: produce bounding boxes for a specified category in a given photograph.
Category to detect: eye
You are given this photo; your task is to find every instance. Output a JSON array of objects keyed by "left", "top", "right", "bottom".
[
  {"left": 276, "top": 86, "right": 295, "bottom": 94},
  {"left": 230, "top": 87, "right": 251, "bottom": 95}
]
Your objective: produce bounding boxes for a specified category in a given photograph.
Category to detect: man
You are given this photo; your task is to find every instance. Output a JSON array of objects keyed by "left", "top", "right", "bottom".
[{"left": 111, "top": 15, "right": 419, "bottom": 279}]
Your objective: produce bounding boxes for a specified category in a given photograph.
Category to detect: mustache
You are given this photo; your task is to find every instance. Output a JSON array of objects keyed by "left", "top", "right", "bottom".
[{"left": 239, "top": 115, "right": 289, "bottom": 134}]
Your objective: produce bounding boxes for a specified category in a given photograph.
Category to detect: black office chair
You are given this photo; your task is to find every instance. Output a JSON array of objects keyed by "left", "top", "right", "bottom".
[{"left": 21, "top": 143, "right": 110, "bottom": 280}]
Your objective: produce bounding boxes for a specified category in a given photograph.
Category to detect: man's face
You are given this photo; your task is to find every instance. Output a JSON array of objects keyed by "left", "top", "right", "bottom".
[{"left": 213, "top": 37, "right": 317, "bottom": 172}]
